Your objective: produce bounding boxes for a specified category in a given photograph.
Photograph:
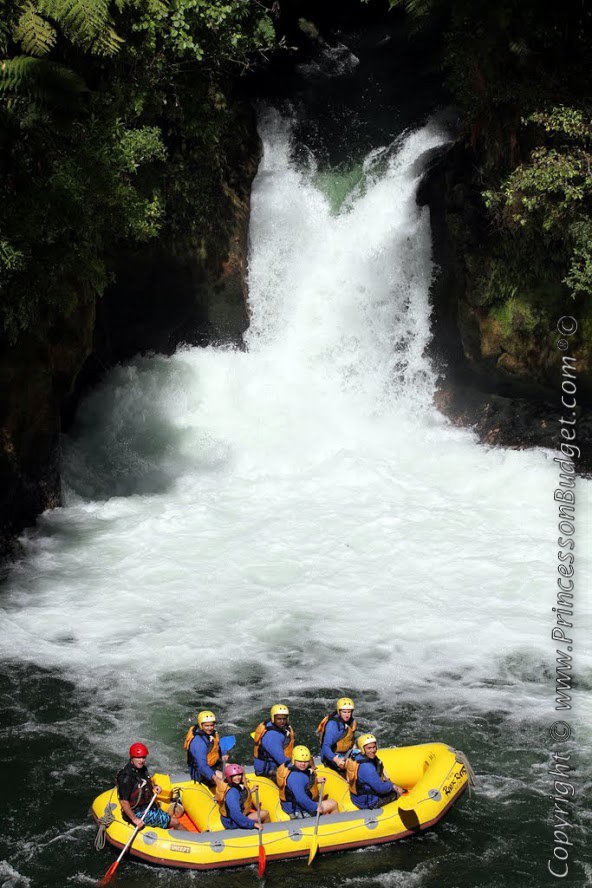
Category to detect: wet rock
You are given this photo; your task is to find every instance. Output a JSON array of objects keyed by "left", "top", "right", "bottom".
[
  {"left": 0, "top": 292, "right": 96, "bottom": 558},
  {"left": 434, "top": 378, "right": 592, "bottom": 475},
  {"left": 420, "top": 141, "right": 592, "bottom": 471}
]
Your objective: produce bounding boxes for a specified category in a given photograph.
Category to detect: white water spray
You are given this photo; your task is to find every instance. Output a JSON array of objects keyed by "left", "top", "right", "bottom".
[{"left": 1, "top": 110, "right": 591, "bottom": 750}]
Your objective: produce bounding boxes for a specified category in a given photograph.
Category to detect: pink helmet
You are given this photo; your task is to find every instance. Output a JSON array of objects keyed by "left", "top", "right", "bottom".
[{"left": 224, "top": 763, "right": 244, "bottom": 780}]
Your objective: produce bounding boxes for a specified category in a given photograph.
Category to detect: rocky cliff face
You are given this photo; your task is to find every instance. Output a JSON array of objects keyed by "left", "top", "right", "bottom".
[
  {"left": 0, "top": 292, "right": 96, "bottom": 556},
  {"left": 419, "top": 143, "right": 592, "bottom": 470},
  {"left": 0, "top": 104, "right": 260, "bottom": 559}
]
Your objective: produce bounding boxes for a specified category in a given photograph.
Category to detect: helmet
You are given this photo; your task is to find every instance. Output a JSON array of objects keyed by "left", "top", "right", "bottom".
[
  {"left": 336, "top": 697, "right": 355, "bottom": 711},
  {"left": 357, "top": 733, "right": 377, "bottom": 750},
  {"left": 197, "top": 710, "right": 216, "bottom": 728},
  {"left": 224, "top": 763, "right": 244, "bottom": 780},
  {"left": 270, "top": 704, "right": 290, "bottom": 720},
  {"left": 292, "top": 745, "right": 312, "bottom": 763},
  {"left": 129, "top": 742, "right": 149, "bottom": 758}
]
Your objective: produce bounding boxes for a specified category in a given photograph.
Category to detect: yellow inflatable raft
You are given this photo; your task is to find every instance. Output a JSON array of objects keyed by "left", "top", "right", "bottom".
[{"left": 92, "top": 743, "right": 472, "bottom": 871}]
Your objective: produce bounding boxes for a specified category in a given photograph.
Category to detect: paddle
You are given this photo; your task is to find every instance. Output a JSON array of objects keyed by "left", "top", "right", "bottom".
[
  {"left": 219, "top": 735, "right": 236, "bottom": 756},
  {"left": 398, "top": 805, "right": 420, "bottom": 831},
  {"left": 253, "top": 787, "right": 266, "bottom": 878},
  {"left": 307, "top": 777, "right": 326, "bottom": 865},
  {"left": 99, "top": 789, "right": 158, "bottom": 886}
]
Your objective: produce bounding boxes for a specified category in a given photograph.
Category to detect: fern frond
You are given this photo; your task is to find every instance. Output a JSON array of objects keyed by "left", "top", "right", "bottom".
[
  {"left": 39, "top": 0, "right": 112, "bottom": 47},
  {"left": 0, "top": 55, "right": 88, "bottom": 109},
  {"left": 509, "top": 40, "right": 530, "bottom": 59},
  {"left": 91, "top": 24, "right": 124, "bottom": 55},
  {"left": 14, "top": 3, "right": 57, "bottom": 56},
  {"left": 1, "top": 15, "right": 13, "bottom": 55}
]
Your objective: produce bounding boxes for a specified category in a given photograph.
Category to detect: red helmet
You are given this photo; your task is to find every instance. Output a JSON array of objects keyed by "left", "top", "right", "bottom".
[
  {"left": 224, "top": 763, "right": 244, "bottom": 780},
  {"left": 129, "top": 742, "right": 149, "bottom": 758}
]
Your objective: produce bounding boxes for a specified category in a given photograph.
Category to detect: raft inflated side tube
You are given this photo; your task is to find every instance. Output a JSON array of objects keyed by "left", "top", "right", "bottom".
[
  {"left": 152, "top": 773, "right": 173, "bottom": 805},
  {"left": 91, "top": 743, "right": 470, "bottom": 871}
]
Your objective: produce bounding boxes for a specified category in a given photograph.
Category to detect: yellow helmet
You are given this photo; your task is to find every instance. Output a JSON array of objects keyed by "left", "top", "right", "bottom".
[
  {"left": 292, "top": 745, "right": 312, "bottom": 763},
  {"left": 197, "top": 710, "right": 216, "bottom": 728},
  {"left": 270, "top": 704, "right": 290, "bottom": 720},
  {"left": 357, "top": 733, "right": 377, "bottom": 750},
  {"left": 336, "top": 697, "right": 355, "bottom": 711}
]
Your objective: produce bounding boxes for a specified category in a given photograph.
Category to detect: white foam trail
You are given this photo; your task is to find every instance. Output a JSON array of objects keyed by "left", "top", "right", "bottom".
[
  {"left": 0, "top": 861, "right": 31, "bottom": 887},
  {"left": 1, "top": 110, "right": 591, "bottom": 744}
]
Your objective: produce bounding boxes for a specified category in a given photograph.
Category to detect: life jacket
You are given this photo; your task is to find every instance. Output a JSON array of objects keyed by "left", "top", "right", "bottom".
[
  {"left": 116, "top": 763, "right": 154, "bottom": 810},
  {"left": 317, "top": 712, "right": 358, "bottom": 753},
  {"left": 346, "top": 753, "right": 385, "bottom": 795},
  {"left": 276, "top": 763, "right": 319, "bottom": 806},
  {"left": 185, "top": 727, "right": 221, "bottom": 776},
  {"left": 215, "top": 778, "right": 254, "bottom": 820},
  {"left": 252, "top": 721, "right": 295, "bottom": 762}
]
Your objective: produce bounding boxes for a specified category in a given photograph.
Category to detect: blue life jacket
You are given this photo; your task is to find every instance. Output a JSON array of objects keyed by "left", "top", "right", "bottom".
[
  {"left": 278, "top": 764, "right": 319, "bottom": 816},
  {"left": 187, "top": 729, "right": 220, "bottom": 782},
  {"left": 349, "top": 752, "right": 391, "bottom": 809},
  {"left": 253, "top": 721, "right": 294, "bottom": 774}
]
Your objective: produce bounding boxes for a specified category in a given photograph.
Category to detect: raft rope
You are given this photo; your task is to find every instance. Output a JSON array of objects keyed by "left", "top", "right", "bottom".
[
  {"left": 94, "top": 788, "right": 118, "bottom": 851},
  {"left": 94, "top": 809, "right": 115, "bottom": 851},
  {"left": 455, "top": 749, "right": 476, "bottom": 797}
]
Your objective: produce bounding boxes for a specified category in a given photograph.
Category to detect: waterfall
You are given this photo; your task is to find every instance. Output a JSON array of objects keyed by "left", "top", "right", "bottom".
[{"left": 1, "top": 101, "right": 590, "bottom": 888}]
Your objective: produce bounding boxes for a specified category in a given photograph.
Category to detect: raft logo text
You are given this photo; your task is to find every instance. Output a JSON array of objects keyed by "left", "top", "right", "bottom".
[{"left": 547, "top": 315, "right": 578, "bottom": 880}]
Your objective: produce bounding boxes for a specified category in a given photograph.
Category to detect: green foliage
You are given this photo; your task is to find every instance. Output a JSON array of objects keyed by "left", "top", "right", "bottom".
[
  {"left": 116, "top": 123, "right": 166, "bottom": 173},
  {"left": 484, "top": 107, "right": 592, "bottom": 299},
  {"left": 0, "top": 0, "right": 278, "bottom": 341},
  {"left": 37, "top": 0, "right": 125, "bottom": 55},
  {"left": 0, "top": 55, "right": 88, "bottom": 107},
  {"left": 129, "top": 0, "right": 274, "bottom": 65},
  {"left": 387, "top": 0, "right": 437, "bottom": 34},
  {"left": 390, "top": 0, "right": 592, "bottom": 307},
  {"left": 564, "top": 220, "right": 592, "bottom": 299},
  {"left": 0, "top": 240, "right": 25, "bottom": 271},
  {"left": 13, "top": 2, "right": 57, "bottom": 55},
  {"left": 489, "top": 295, "right": 542, "bottom": 336}
]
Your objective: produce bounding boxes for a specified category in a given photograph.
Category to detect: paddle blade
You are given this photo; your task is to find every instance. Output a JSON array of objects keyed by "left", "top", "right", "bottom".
[
  {"left": 219, "top": 735, "right": 236, "bottom": 755},
  {"left": 307, "top": 835, "right": 319, "bottom": 866},
  {"left": 99, "top": 860, "right": 119, "bottom": 886},
  {"left": 399, "top": 806, "right": 420, "bottom": 831},
  {"left": 258, "top": 844, "right": 266, "bottom": 878}
]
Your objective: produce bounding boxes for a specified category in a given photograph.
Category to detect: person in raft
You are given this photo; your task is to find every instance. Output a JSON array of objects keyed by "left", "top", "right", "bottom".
[
  {"left": 117, "top": 742, "right": 186, "bottom": 830},
  {"left": 184, "top": 710, "right": 227, "bottom": 789},
  {"left": 253, "top": 703, "right": 295, "bottom": 778},
  {"left": 346, "top": 733, "right": 404, "bottom": 810},
  {"left": 216, "top": 763, "right": 270, "bottom": 831},
  {"left": 317, "top": 696, "right": 357, "bottom": 772},
  {"left": 277, "top": 745, "right": 338, "bottom": 819}
]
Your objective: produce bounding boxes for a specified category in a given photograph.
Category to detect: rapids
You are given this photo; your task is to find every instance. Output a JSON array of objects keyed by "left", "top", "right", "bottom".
[{"left": 0, "top": 105, "right": 590, "bottom": 887}]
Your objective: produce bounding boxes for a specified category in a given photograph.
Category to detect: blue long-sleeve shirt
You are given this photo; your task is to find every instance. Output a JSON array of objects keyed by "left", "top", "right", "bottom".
[
  {"left": 220, "top": 786, "right": 257, "bottom": 830},
  {"left": 351, "top": 758, "right": 396, "bottom": 810},
  {"left": 280, "top": 769, "right": 318, "bottom": 816},
  {"left": 254, "top": 723, "right": 291, "bottom": 776},
  {"left": 189, "top": 733, "right": 217, "bottom": 782},
  {"left": 320, "top": 717, "right": 347, "bottom": 763}
]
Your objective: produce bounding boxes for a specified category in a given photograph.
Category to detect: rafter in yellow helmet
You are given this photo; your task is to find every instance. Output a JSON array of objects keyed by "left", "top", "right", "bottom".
[
  {"left": 270, "top": 703, "right": 290, "bottom": 719},
  {"left": 336, "top": 697, "right": 355, "bottom": 710},
  {"left": 292, "top": 745, "right": 312, "bottom": 762}
]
